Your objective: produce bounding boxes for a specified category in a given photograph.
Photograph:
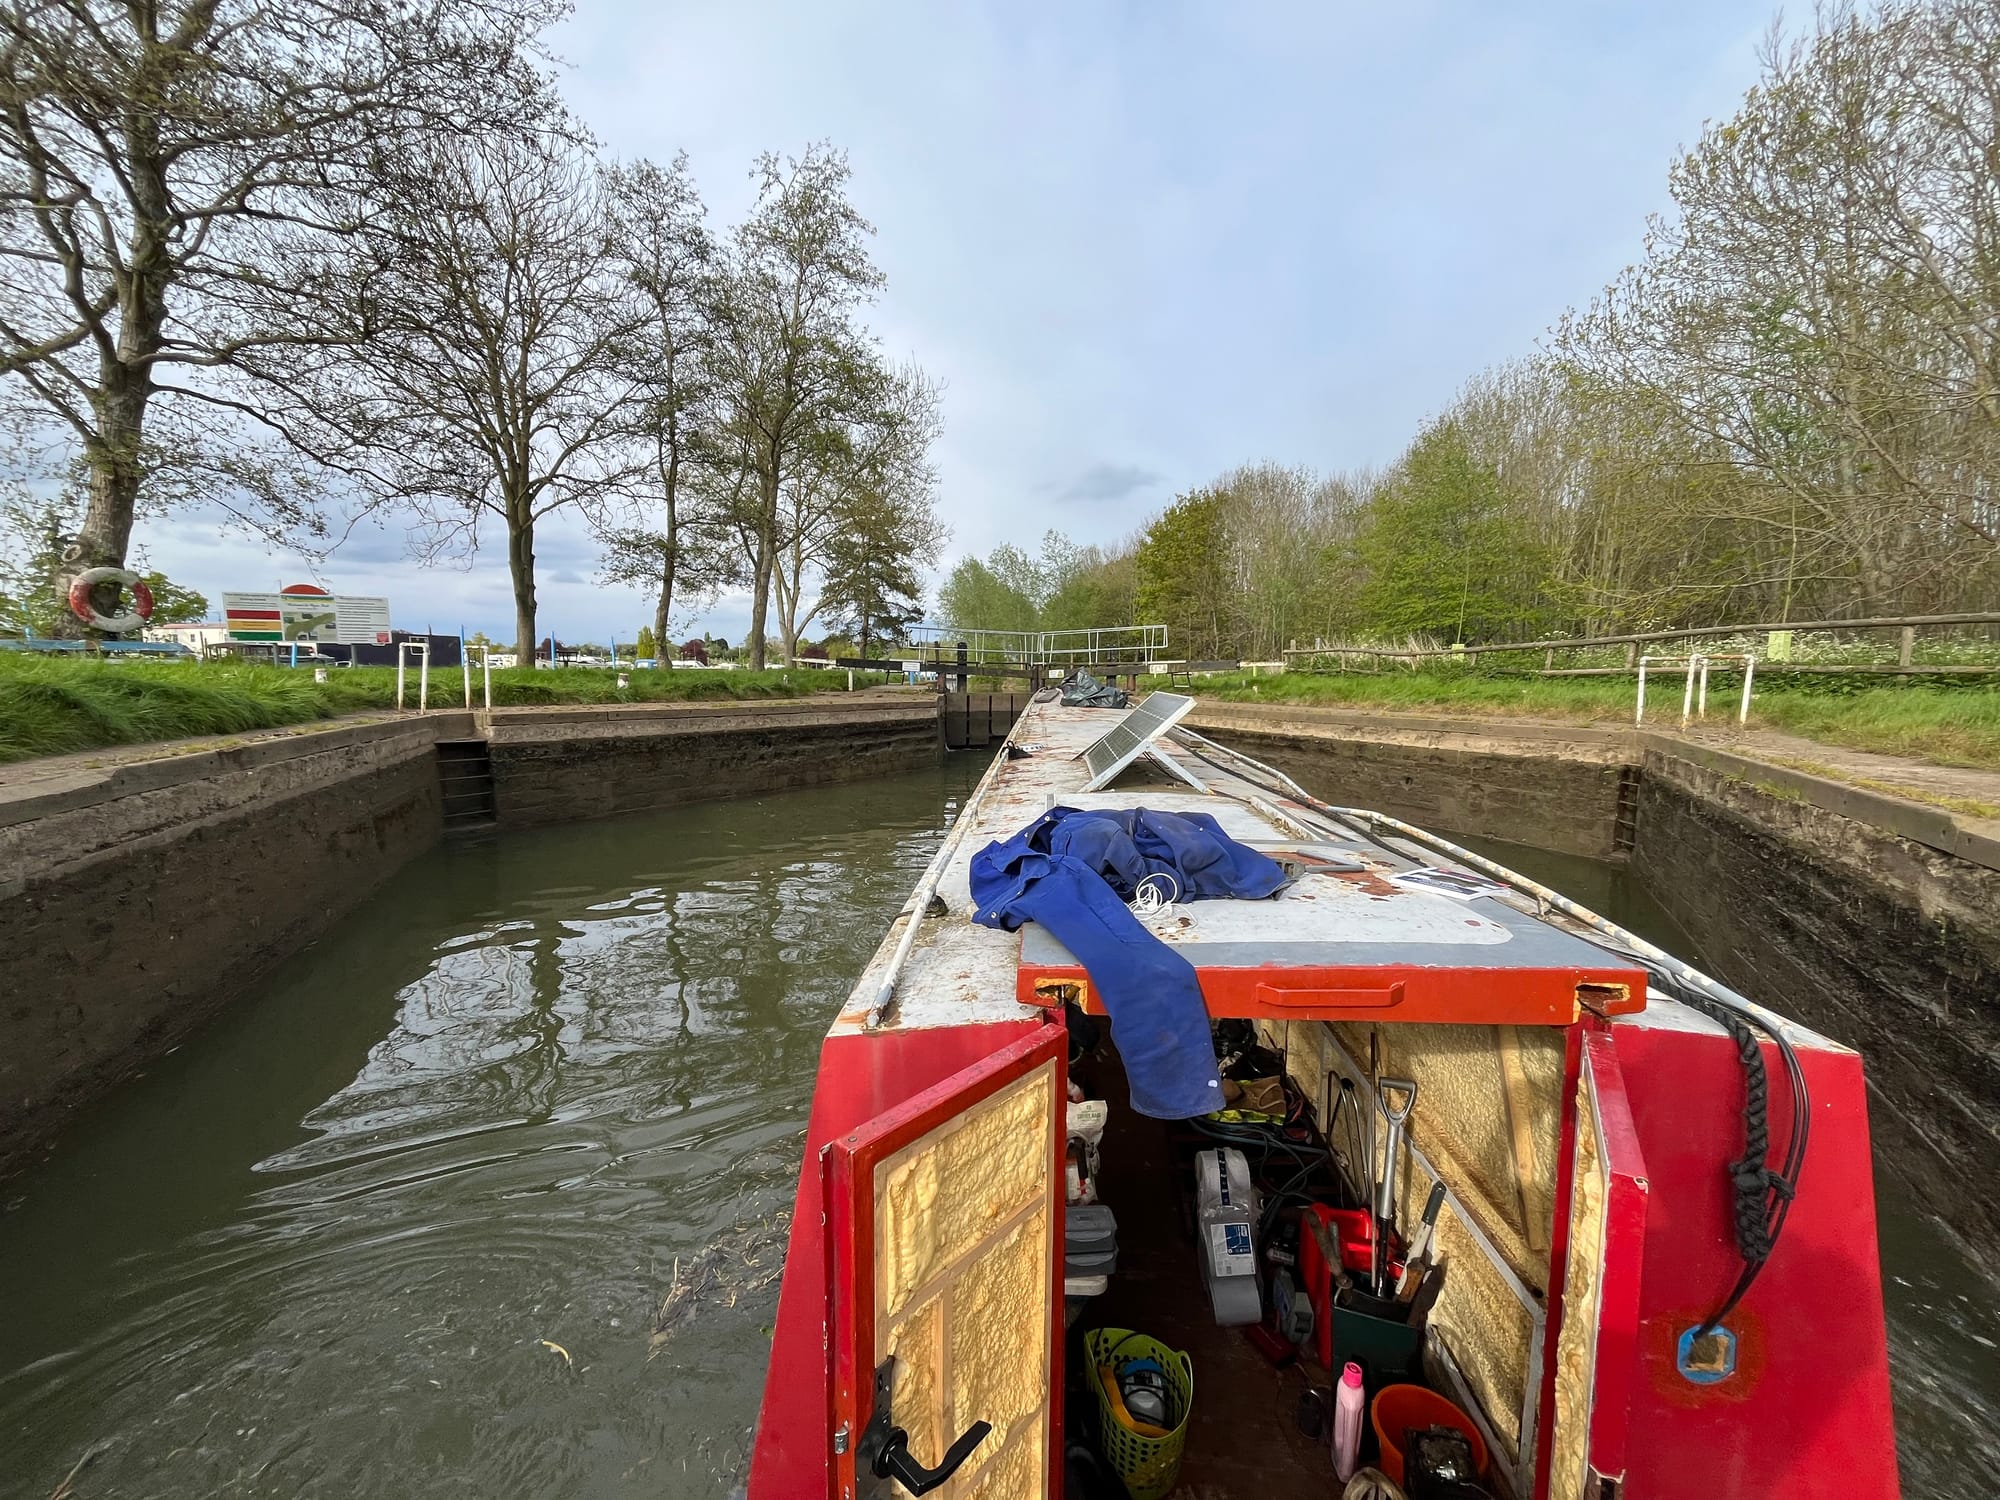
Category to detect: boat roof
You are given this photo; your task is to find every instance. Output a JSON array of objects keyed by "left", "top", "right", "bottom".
[{"left": 834, "top": 697, "right": 1843, "bottom": 1054}]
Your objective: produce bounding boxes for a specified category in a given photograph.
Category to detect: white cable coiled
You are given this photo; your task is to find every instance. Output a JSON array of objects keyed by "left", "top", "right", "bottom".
[{"left": 1128, "top": 871, "right": 1180, "bottom": 916}]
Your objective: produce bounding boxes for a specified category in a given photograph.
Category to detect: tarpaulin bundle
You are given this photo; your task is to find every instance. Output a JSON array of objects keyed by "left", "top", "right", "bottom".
[
  {"left": 1059, "top": 671, "right": 1128, "bottom": 709},
  {"left": 970, "top": 807, "right": 1287, "bottom": 1118}
]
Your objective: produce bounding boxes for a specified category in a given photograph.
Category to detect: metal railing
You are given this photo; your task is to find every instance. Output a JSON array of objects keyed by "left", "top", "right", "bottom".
[{"left": 909, "top": 623, "right": 1170, "bottom": 667}]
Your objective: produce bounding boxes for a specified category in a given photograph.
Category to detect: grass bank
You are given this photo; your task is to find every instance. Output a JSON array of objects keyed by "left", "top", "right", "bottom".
[
  {"left": 1195, "top": 668, "right": 2000, "bottom": 772},
  {"left": 0, "top": 656, "right": 875, "bottom": 765}
]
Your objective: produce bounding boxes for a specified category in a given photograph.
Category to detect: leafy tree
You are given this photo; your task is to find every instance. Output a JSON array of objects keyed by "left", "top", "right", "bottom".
[
  {"left": 597, "top": 154, "right": 740, "bottom": 646},
  {"left": 137, "top": 573, "right": 206, "bottom": 625},
  {"left": 635, "top": 625, "right": 658, "bottom": 659},
  {"left": 819, "top": 482, "right": 946, "bottom": 661},
  {"left": 293, "top": 133, "right": 636, "bottom": 658},
  {"left": 935, "top": 557, "right": 1037, "bottom": 633},
  {"left": 1352, "top": 419, "right": 1554, "bottom": 642},
  {"left": 1134, "top": 489, "right": 1235, "bottom": 659},
  {"left": 766, "top": 361, "right": 940, "bottom": 661},
  {"left": 0, "top": 496, "right": 68, "bottom": 634}
]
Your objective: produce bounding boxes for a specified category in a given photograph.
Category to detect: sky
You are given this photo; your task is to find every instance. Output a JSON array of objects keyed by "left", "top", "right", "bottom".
[{"left": 140, "top": 0, "right": 1772, "bottom": 647}]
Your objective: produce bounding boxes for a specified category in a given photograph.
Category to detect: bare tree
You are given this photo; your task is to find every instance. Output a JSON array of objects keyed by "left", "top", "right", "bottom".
[
  {"left": 300, "top": 133, "right": 636, "bottom": 657},
  {"left": 0, "top": 0, "right": 561, "bottom": 632},
  {"left": 597, "top": 154, "right": 741, "bottom": 645},
  {"left": 707, "top": 144, "right": 884, "bottom": 669}
]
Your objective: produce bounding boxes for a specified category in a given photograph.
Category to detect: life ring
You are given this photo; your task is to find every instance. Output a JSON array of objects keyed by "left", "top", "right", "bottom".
[{"left": 67, "top": 566, "right": 154, "bottom": 634}]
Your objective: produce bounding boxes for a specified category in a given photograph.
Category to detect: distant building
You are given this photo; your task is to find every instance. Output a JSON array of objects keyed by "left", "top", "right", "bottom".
[{"left": 145, "top": 621, "right": 231, "bottom": 653}]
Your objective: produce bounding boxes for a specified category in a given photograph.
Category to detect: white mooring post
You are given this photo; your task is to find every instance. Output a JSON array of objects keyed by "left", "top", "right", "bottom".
[
  {"left": 1680, "top": 656, "right": 1699, "bottom": 728},
  {"left": 1635, "top": 656, "right": 1651, "bottom": 725},
  {"left": 483, "top": 650, "right": 492, "bottom": 710},
  {"left": 397, "top": 641, "right": 431, "bottom": 711},
  {"left": 1697, "top": 655, "right": 1712, "bottom": 718},
  {"left": 1740, "top": 654, "right": 1756, "bottom": 724}
]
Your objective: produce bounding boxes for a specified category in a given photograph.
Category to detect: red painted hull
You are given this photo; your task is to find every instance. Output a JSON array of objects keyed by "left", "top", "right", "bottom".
[{"left": 749, "top": 1010, "right": 1900, "bottom": 1499}]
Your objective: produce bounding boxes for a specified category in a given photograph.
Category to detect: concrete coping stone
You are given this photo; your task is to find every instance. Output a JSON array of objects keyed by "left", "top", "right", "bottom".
[
  {"left": 1189, "top": 699, "right": 2000, "bottom": 876},
  {"left": 0, "top": 713, "right": 476, "bottom": 829},
  {"left": 1641, "top": 734, "right": 2000, "bottom": 872},
  {"left": 0, "top": 698, "right": 934, "bottom": 828}
]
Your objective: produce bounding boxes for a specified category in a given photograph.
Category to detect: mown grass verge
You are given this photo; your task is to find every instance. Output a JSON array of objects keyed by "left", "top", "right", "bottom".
[
  {"left": 0, "top": 656, "right": 873, "bottom": 765},
  {"left": 1194, "top": 668, "right": 2000, "bottom": 773}
]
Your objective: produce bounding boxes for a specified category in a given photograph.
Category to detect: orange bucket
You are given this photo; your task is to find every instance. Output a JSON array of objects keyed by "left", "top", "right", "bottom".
[{"left": 1370, "top": 1383, "right": 1489, "bottom": 1486}]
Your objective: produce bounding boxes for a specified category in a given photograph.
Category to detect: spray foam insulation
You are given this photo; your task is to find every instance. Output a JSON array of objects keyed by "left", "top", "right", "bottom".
[
  {"left": 1265, "top": 1017, "right": 1568, "bottom": 1465},
  {"left": 872, "top": 1061, "right": 1055, "bottom": 1498}
]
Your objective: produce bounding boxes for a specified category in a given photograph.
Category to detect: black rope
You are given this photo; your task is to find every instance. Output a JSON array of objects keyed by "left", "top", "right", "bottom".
[
  {"left": 1680, "top": 994, "right": 1796, "bottom": 1264},
  {"left": 1643, "top": 970, "right": 1810, "bottom": 1336}
]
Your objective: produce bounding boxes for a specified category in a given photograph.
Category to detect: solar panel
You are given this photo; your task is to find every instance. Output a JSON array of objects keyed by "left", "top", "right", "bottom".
[{"left": 1076, "top": 692, "right": 1197, "bottom": 790}]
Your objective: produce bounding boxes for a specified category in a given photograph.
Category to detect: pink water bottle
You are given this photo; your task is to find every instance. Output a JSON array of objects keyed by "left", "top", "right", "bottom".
[{"left": 1333, "top": 1361, "right": 1366, "bottom": 1480}]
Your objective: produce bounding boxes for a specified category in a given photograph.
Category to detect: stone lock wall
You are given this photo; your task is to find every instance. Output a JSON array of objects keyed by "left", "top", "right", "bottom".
[
  {"left": 0, "top": 695, "right": 944, "bottom": 1180},
  {"left": 484, "top": 699, "right": 941, "bottom": 828},
  {"left": 0, "top": 718, "right": 453, "bottom": 1178},
  {"left": 1187, "top": 704, "right": 1633, "bottom": 857}
]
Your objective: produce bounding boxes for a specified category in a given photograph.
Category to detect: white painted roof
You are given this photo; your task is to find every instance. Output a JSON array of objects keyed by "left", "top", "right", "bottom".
[{"left": 830, "top": 697, "right": 1847, "bottom": 1055}]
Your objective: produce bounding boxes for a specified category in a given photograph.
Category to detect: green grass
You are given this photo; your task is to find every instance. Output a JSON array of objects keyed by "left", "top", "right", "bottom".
[
  {"left": 1194, "top": 668, "right": 2000, "bottom": 772},
  {"left": 0, "top": 656, "right": 881, "bottom": 765}
]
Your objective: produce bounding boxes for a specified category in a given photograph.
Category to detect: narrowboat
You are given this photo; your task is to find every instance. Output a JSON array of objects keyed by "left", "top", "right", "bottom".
[{"left": 745, "top": 693, "right": 1899, "bottom": 1498}]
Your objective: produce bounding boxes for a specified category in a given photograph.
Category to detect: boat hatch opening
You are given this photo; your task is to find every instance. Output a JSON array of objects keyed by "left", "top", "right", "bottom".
[
  {"left": 823, "top": 1024, "right": 1066, "bottom": 1500},
  {"left": 1032, "top": 976, "right": 1087, "bottom": 1007},
  {"left": 1574, "top": 982, "right": 1631, "bottom": 1012}
]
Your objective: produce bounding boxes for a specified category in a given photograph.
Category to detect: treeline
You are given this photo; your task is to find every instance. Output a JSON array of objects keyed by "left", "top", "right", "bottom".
[
  {"left": 0, "top": 3, "right": 942, "bottom": 664},
  {"left": 943, "top": 0, "right": 2000, "bottom": 659}
]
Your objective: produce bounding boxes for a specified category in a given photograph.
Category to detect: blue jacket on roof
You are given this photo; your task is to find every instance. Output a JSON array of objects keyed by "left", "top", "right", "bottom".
[{"left": 969, "top": 807, "right": 1287, "bottom": 1119}]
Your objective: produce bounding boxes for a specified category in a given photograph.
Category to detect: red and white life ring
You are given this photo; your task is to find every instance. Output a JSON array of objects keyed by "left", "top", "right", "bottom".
[{"left": 67, "top": 566, "right": 154, "bottom": 634}]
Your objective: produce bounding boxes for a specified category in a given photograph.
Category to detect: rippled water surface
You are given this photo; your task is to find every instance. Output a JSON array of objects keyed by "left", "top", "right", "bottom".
[{"left": 0, "top": 761, "right": 976, "bottom": 1499}]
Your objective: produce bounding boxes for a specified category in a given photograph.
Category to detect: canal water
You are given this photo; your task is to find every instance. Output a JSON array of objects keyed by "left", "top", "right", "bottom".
[{"left": 1, "top": 764, "right": 1992, "bottom": 1496}]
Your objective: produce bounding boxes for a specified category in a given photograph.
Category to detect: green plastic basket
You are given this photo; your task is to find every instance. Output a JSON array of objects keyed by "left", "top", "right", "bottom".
[{"left": 1085, "top": 1327, "right": 1195, "bottom": 1500}]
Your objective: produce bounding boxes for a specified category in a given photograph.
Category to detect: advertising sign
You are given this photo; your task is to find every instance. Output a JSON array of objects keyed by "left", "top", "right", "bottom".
[{"left": 223, "top": 590, "right": 392, "bottom": 644}]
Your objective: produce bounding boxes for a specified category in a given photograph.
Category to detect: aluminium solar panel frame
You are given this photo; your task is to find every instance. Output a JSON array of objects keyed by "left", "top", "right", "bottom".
[{"left": 1074, "top": 691, "right": 1198, "bottom": 791}]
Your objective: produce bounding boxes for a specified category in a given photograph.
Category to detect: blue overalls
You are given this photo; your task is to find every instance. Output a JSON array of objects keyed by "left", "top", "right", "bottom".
[{"left": 969, "top": 807, "right": 1287, "bottom": 1118}]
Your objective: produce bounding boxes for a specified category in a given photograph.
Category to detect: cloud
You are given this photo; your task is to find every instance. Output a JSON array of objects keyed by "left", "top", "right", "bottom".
[
  {"left": 111, "top": 1, "right": 1772, "bottom": 647},
  {"left": 1052, "top": 463, "right": 1164, "bottom": 505}
]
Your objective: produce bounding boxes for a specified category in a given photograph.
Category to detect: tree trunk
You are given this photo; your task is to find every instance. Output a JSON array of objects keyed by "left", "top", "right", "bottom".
[
  {"left": 58, "top": 350, "right": 154, "bottom": 639},
  {"left": 653, "top": 510, "right": 677, "bottom": 655},
  {"left": 653, "top": 440, "right": 680, "bottom": 650},
  {"left": 747, "top": 467, "right": 778, "bottom": 670},
  {"left": 509, "top": 511, "right": 538, "bottom": 661}
]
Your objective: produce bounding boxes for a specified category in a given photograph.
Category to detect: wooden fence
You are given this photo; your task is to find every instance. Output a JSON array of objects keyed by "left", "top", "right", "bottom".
[{"left": 1281, "top": 612, "right": 2000, "bottom": 677}]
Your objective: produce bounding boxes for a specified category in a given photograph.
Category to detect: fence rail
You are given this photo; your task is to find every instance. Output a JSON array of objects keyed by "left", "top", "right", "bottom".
[
  {"left": 910, "top": 623, "right": 1170, "bottom": 667},
  {"left": 1282, "top": 612, "right": 2000, "bottom": 676}
]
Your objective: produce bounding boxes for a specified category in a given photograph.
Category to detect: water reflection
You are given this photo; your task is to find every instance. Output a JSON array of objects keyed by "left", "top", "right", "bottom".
[{"left": 0, "top": 762, "right": 976, "bottom": 1499}]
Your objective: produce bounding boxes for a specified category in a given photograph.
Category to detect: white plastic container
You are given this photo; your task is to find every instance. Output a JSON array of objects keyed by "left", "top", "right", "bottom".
[
  {"left": 1333, "top": 1360, "right": 1366, "bottom": 1479},
  {"left": 1193, "top": 1147, "right": 1262, "bottom": 1325}
]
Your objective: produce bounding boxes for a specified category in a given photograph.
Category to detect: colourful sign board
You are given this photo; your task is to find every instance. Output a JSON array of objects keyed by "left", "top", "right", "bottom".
[{"left": 222, "top": 591, "right": 392, "bottom": 644}]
